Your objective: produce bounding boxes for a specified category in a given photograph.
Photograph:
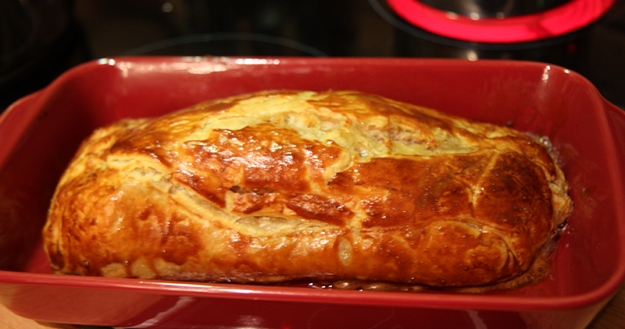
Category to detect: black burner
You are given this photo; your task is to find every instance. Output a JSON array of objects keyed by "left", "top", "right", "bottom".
[
  {"left": 369, "top": 0, "right": 585, "bottom": 68},
  {"left": 0, "top": 0, "right": 90, "bottom": 111},
  {"left": 123, "top": 32, "right": 327, "bottom": 57}
]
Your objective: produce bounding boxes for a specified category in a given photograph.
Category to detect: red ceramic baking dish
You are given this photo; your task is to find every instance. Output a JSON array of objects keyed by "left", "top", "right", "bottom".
[{"left": 0, "top": 57, "right": 624, "bottom": 329}]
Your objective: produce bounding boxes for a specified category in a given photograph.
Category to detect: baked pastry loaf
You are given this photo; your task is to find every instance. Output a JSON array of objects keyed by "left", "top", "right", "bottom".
[{"left": 43, "top": 90, "right": 572, "bottom": 291}]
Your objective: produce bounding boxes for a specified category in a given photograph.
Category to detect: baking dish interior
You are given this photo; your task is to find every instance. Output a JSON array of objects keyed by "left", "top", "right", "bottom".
[{"left": 0, "top": 57, "right": 623, "bottom": 303}]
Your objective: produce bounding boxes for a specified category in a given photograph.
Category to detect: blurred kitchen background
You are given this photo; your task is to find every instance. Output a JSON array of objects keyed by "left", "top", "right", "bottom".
[{"left": 1, "top": 0, "right": 624, "bottom": 112}]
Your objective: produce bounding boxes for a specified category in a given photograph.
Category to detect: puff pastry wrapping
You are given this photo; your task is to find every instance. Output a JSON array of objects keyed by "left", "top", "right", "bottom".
[{"left": 43, "top": 90, "right": 572, "bottom": 291}]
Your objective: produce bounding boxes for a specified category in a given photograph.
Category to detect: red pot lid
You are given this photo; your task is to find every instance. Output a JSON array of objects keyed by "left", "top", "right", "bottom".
[{"left": 387, "top": 0, "right": 615, "bottom": 43}]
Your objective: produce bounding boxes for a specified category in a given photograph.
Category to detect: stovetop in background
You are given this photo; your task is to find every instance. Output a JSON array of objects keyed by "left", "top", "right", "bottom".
[{"left": 2, "top": 0, "right": 625, "bottom": 109}]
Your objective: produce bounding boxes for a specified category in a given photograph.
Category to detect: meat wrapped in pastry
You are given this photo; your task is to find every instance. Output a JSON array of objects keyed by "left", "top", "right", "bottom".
[{"left": 44, "top": 90, "right": 572, "bottom": 291}]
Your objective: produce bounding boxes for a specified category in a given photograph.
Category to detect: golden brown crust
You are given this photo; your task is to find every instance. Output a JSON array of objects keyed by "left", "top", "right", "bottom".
[{"left": 43, "top": 90, "right": 572, "bottom": 290}]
